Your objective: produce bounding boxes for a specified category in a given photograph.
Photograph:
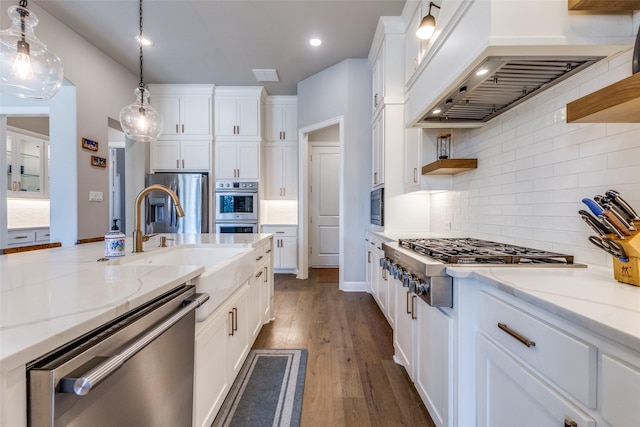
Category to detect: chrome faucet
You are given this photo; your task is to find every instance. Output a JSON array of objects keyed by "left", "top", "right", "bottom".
[{"left": 133, "top": 184, "right": 185, "bottom": 253}]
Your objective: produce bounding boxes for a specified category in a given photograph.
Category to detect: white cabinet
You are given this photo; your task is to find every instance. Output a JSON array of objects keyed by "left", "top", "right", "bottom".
[
  {"left": 214, "top": 141, "right": 259, "bottom": 180},
  {"left": 263, "top": 143, "right": 297, "bottom": 199},
  {"left": 214, "top": 87, "right": 265, "bottom": 141},
  {"left": 372, "top": 47, "right": 384, "bottom": 113},
  {"left": 6, "top": 227, "right": 50, "bottom": 247},
  {"left": 393, "top": 275, "right": 415, "bottom": 377},
  {"left": 150, "top": 140, "right": 210, "bottom": 172},
  {"left": 600, "top": 351, "right": 640, "bottom": 427},
  {"left": 476, "top": 333, "right": 595, "bottom": 427},
  {"left": 148, "top": 84, "right": 213, "bottom": 140},
  {"left": 226, "top": 283, "right": 250, "bottom": 380},
  {"left": 414, "top": 299, "right": 453, "bottom": 427},
  {"left": 261, "top": 225, "right": 297, "bottom": 272},
  {"left": 404, "top": 123, "right": 422, "bottom": 193},
  {"left": 6, "top": 129, "right": 48, "bottom": 196},
  {"left": 265, "top": 97, "right": 297, "bottom": 142},
  {"left": 372, "top": 111, "right": 385, "bottom": 188},
  {"left": 369, "top": 18, "right": 404, "bottom": 116}
]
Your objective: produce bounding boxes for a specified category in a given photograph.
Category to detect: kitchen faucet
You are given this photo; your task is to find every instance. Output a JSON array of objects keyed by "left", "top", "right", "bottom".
[{"left": 133, "top": 184, "right": 184, "bottom": 253}]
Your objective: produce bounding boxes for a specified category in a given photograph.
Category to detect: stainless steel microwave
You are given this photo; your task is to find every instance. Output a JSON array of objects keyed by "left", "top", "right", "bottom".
[{"left": 371, "top": 188, "right": 384, "bottom": 226}]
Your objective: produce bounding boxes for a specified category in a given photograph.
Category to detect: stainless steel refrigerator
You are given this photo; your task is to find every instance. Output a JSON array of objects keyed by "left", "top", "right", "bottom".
[{"left": 145, "top": 173, "right": 208, "bottom": 234}]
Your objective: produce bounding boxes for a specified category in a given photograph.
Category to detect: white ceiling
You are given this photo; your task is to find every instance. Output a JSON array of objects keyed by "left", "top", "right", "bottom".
[{"left": 32, "top": 0, "right": 407, "bottom": 95}]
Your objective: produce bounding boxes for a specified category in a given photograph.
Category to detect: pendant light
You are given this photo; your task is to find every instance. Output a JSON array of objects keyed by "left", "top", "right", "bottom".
[
  {"left": 119, "top": 0, "right": 163, "bottom": 143},
  {"left": 0, "top": 0, "right": 63, "bottom": 100},
  {"left": 416, "top": 2, "right": 441, "bottom": 41}
]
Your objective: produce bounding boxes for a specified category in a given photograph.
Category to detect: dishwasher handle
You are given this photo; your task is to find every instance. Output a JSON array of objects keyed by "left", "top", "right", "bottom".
[{"left": 61, "top": 292, "right": 210, "bottom": 396}]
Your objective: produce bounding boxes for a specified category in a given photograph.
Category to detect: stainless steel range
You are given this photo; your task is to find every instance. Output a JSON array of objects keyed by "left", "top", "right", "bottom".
[{"left": 381, "top": 238, "right": 584, "bottom": 308}]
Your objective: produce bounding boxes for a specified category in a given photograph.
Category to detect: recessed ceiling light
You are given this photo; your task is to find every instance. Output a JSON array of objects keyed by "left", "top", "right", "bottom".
[
  {"left": 309, "top": 38, "right": 322, "bottom": 47},
  {"left": 432, "top": 108, "right": 442, "bottom": 115},
  {"left": 475, "top": 68, "right": 488, "bottom": 76},
  {"left": 136, "top": 35, "right": 153, "bottom": 46}
]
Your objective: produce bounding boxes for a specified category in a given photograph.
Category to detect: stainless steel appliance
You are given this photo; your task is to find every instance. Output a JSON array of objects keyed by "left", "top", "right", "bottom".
[
  {"left": 382, "top": 238, "right": 584, "bottom": 308},
  {"left": 145, "top": 173, "right": 208, "bottom": 234},
  {"left": 215, "top": 181, "right": 258, "bottom": 233},
  {"left": 370, "top": 188, "right": 384, "bottom": 226},
  {"left": 27, "top": 285, "right": 209, "bottom": 427}
]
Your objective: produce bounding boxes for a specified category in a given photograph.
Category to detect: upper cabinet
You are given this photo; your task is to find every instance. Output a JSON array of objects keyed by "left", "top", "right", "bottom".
[
  {"left": 369, "top": 17, "right": 405, "bottom": 116},
  {"left": 214, "top": 87, "right": 266, "bottom": 142},
  {"left": 6, "top": 128, "right": 49, "bottom": 197},
  {"left": 149, "top": 84, "right": 214, "bottom": 140},
  {"left": 151, "top": 140, "right": 211, "bottom": 172},
  {"left": 265, "top": 96, "right": 297, "bottom": 143}
]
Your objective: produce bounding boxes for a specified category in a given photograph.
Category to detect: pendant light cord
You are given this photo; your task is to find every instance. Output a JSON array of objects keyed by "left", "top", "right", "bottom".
[
  {"left": 138, "top": 0, "right": 144, "bottom": 89},
  {"left": 18, "top": 0, "right": 28, "bottom": 41}
]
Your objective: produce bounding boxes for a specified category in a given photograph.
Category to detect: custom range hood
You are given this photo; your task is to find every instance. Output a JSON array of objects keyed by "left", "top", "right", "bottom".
[
  {"left": 406, "top": 0, "right": 636, "bottom": 129},
  {"left": 420, "top": 55, "right": 603, "bottom": 126}
]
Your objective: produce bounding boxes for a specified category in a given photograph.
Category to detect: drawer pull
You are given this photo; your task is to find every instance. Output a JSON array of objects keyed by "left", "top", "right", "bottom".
[
  {"left": 256, "top": 255, "right": 263, "bottom": 261},
  {"left": 497, "top": 322, "right": 536, "bottom": 348},
  {"left": 14, "top": 235, "right": 29, "bottom": 239},
  {"left": 564, "top": 418, "right": 578, "bottom": 427}
]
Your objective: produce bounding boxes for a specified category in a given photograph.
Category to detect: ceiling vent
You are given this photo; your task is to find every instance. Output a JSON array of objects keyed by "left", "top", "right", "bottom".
[
  {"left": 252, "top": 69, "right": 279, "bottom": 82},
  {"left": 421, "top": 56, "right": 604, "bottom": 127}
]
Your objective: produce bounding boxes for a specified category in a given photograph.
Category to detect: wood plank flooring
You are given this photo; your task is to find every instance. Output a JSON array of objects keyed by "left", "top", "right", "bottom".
[{"left": 252, "top": 270, "right": 436, "bottom": 427}]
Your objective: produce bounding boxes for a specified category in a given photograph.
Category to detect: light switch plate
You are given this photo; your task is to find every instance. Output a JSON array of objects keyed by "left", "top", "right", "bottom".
[{"left": 89, "top": 191, "right": 103, "bottom": 202}]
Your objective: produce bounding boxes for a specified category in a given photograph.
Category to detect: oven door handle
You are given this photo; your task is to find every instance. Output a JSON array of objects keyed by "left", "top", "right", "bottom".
[{"left": 59, "top": 293, "right": 210, "bottom": 396}]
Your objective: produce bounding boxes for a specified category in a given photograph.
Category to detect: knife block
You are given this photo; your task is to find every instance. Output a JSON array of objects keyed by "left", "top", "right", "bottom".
[{"left": 611, "top": 233, "right": 640, "bottom": 286}]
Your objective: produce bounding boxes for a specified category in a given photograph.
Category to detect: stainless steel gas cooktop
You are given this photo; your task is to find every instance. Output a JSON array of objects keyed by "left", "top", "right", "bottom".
[{"left": 397, "top": 237, "right": 578, "bottom": 265}]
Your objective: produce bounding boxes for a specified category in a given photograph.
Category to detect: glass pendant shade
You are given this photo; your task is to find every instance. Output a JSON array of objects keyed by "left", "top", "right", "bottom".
[
  {"left": 416, "top": 14, "right": 436, "bottom": 40},
  {"left": 119, "top": 86, "right": 163, "bottom": 143},
  {"left": 0, "top": 5, "right": 63, "bottom": 100}
]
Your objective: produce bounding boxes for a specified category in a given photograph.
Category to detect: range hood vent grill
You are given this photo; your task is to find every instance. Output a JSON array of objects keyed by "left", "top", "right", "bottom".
[{"left": 421, "top": 56, "right": 604, "bottom": 126}]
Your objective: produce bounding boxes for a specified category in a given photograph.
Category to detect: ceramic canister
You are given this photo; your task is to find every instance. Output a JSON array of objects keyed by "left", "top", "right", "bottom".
[{"left": 105, "top": 229, "right": 126, "bottom": 257}]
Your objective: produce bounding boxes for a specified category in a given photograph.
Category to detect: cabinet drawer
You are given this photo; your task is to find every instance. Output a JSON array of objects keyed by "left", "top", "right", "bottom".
[
  {"left": 261, "top": 225, "right": 297, "bottom": 237},
  {"left": 35, "top": 229, "right": 50, "bottom": 242},
  {"left": 478, "top": 291, "right": 597, "bottom": 408},
  {"left": 7, "top": 230, "right": 36, "bottom": 245}
]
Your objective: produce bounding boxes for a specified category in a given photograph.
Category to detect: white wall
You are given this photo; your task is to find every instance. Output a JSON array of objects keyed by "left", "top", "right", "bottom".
[
  {"left": 298, "top": 58, "right": 372, "bottom": 284},
  {"left": 428, "top": 48, "right": 640, "bottom": 267},
  {"left": 1, "top": 1, "right": 141, "bottom": 242}
]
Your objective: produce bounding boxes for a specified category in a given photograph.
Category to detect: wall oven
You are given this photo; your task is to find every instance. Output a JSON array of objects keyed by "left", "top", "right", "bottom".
[
  {"left": 371, "top": 187, "right": 384, "bottom": 226},
  {"left": 215, "top": 181, "right": 259, "bottom": 233}
]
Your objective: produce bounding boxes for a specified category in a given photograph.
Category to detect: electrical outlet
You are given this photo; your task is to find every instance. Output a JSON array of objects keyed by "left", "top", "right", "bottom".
[{"left": 89, "top": 191, "right": 103, "bottom": 202}]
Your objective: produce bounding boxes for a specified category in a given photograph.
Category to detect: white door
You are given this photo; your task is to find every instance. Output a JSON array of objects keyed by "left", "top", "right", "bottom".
[{"left": 309, "top": 145, "right": 339, "bottom": 267}]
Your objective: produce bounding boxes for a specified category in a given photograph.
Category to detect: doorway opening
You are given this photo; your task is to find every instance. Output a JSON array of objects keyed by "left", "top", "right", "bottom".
[{"left": 108, "top": 119, "right": 126, "bottom": 234}]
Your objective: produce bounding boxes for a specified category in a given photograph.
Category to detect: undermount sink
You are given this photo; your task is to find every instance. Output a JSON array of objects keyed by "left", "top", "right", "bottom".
[{"left": 114, "top": 246, "right": 255, "bottom": 321}]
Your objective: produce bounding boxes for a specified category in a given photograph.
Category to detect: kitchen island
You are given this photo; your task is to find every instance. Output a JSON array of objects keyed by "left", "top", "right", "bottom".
[{"left": 0, "top": 233, "right": 273, "bottom": 427}]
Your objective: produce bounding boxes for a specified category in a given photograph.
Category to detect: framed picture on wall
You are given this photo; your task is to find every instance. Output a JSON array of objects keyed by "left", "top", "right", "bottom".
[
  {"left": 82, "top": 138, "right": 99, "bottom": 151},
  {"left": 90, "top": 155, "right": 107, "bottom": 168}
]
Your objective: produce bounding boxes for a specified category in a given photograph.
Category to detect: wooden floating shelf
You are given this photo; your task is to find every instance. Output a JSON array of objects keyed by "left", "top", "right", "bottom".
[
  {"left": 566, "top": 72, "right": 640, "bottom": 123},
  {"left": 568, "top": 0, "right": 640, "bottom": 11},
  {"left": 421, "top": 158, "right": 477, "bottom": 175}
]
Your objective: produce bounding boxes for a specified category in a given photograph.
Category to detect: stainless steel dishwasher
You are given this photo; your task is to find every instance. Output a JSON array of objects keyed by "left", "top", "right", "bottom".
[{"left": 27, "top": 284, "right": 209, "bottom": 427}]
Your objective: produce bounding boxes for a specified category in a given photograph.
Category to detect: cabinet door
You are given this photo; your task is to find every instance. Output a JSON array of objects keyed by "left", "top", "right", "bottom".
[
  {"left": 236, "top": 98, "right": 260, "bottom": 137},
  {"left": 394, "top": 278, "right": 415, "bottom": 376},
  {"left": 181, "top": 141, "right": 210, "bottom": 171},
  {"left": 476, "top": 334, "right": 595, "bottom": 427},
  {"left": 227, "top": 286, "right": 249, "bottom": 379},
  {"left": 415, "top": 299, "right": 453, "bottom": 427},
  {"left": 372, "top": 112, "right": 384, "bottom": 188},
  {"left": 279, "top": 237, "right": 298, "bottom": 270},
  {"left": 265, "top": 104, "right": 282, "bottom": 141},
  {"left": 181, "top": 95, "right": 211, "bottom": 137},
  {"left": 370, "top": 246, "right": 381, "bottom": 303},
  {"left": 281, "top": 104, "right": 297, "bottom": 142},
  {"left": 248, "top": 270, "right": 263, "bottom": 341},
  {"left": 194, "top": 310, "right": 229, "bottom": 427},
  {"left": 7, "top": 131, "right": 46, "bottom": 195},
  {"left": 263, "top": 145, "right": 284, "bottom": 198},
  {"left": 215, "top": 142, "right": 238, "bottom": 179},
  {"left": 151, "top": 141, "right": 181, "bottom": 170},
  {"left": 404, "top": 127, "right": 421, "bottom": 192},
  {"left": 372, "top": 48, "right": 384, "bottom": 112},
  {"left": 153, "top": 95, "right": 181, "bottom": 137},
  {"left": 261, "top": 264, "right": 272, "bottom": 323},
  {"left": 237, "top": 142, "right": 259, "bottom": 180},
  {"left": 600, "top": 352, "right": 640, "bottom": 427},
  {"left": 215, "top": 98, "right": 238, "bottom": 137},
  {"left": 282, "top": 145, "right": 298, "bottom": 198}
]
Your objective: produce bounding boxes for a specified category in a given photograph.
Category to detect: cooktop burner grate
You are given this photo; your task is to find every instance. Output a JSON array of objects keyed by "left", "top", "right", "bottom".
[{"left": 398, "top": 238, "right": 575, "bottom": 265}]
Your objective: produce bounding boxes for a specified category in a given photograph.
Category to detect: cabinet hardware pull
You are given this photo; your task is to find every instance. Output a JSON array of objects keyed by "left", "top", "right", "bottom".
[
  {"left": 414, "top": 167, "right": 418, "bottom": 183},
  {"left": 411, "top": 295, "right": 417, "bottom": 320},
  {"left": 228, "top": 311, "right": 234, "bottom": 336},
  {"left": 368, "top": 251, "right": 371, "bottom": 263},
  {"left": 14, "top": 235, "right": 29, "bottom": 239},
  {"left": 176, "top": 159, "right": 179, "bottom": 168},
  {"left": 564, "top": 418, "right": 578, "bottom": 427},
  {"left": 374, "top": 172, "right": 378, "bottom": 184},
  {"left": 407, "top": 290, "right": 411, "bottom": 314},
  {"left": 497, "top": 322, "right": 536, "bottom": 347},
  {"left": 276, "top": 231, "right": 285, "bottom": 234},
  {"left": 175, "top": 124, "right": 179, "bottom": 134},
  {"left": 256, "top": 270, "right": 263, "bottom": 278},
  {"left": 182, "top": 159, "right": 185, "bottom": 168},
  {"left": 265, "top": 249, "right": 272, "bottom": 254},
  {"left": 181, "top": 124, "right": 184, "bottom": 133},
  {"left": 256, "top": 255, "right": 263, "bottom": 261},
  {"left": 264, "top": 266, "right": 268, "bottom": 283},
  {"left": 232, "top": 307, "right": 238, "bottom": 332}
]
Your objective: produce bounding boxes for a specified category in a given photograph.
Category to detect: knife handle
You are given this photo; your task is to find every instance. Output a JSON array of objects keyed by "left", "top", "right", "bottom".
[
  {"left": 603, "top": 210, "right": 634, "bottom": 236},
  {"left": 606, "top": 190, "right": 640, "bottom": 221},
  {"left": 599, "top": 214, "right": 628, "bottom": 238},
  {"left": 582, "top": 198, "right": 604, "bottom": 216},
  {"left": 604, "top": 204, "right": 636, "bottom": 231},
  {"left": 579, "top": 211, "right": 610, "bottom": 236}
]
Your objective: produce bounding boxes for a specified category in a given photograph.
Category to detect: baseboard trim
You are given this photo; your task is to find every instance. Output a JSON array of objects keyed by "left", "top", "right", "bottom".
[{"left": 340, "top": 281, "right": 366, "bottom": 292}]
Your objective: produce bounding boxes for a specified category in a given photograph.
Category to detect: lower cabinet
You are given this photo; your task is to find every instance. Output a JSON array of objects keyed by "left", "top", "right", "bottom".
[
  {"left": 261, "top": 225, "right": 297, "bottom": 272},
  {"left": 393, "top": 275, "right": 415, "bottom": 376},
  {"left": 7, "top": 227, "right": 50, "bottom": 247},
  {"left": 193, "top": 241, "right": 274, "bottom": 427}
]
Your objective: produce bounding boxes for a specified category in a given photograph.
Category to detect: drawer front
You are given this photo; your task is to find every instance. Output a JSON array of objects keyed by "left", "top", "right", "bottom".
[
  {"left": 7, "top": 230, "right": 36, "bottom": 245},
  {"left": 478, "top": 291, "right": 597, "bottom": 408},
  {"left": 35, "top": 229, "right": 50, "bottom": 242},
  {"left": 261, "top": 226, "right": 297, "bottom": 237}
]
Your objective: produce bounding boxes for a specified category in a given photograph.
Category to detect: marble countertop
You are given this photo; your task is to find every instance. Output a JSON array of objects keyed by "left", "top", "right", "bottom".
[
  {"left": 0, "top": 233, "right": 273, "bottom": 369},
  {"left": 370, "top": 228, "right": 640, "bottom": 353}
]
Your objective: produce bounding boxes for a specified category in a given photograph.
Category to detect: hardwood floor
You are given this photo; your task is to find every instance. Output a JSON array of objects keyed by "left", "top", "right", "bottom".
[{"left": 252, "top": 270, "right": 436, "bottom": 427}]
